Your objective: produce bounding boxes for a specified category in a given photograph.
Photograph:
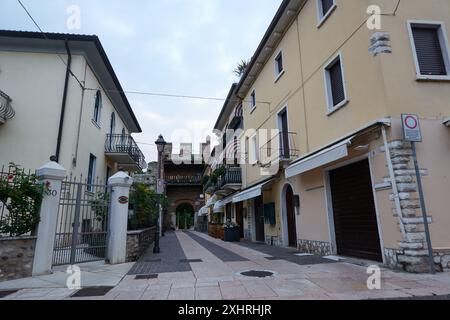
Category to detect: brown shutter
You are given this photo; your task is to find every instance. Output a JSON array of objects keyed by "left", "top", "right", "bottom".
[
  {"left": 412, "top": 26, "right": 447, "bottom": 76},
  {"left": 321, "top": 0, "right": 334, "bottom": 16},
  {"left": 329, "top": 60, "right": 345, "bottom": 107}
]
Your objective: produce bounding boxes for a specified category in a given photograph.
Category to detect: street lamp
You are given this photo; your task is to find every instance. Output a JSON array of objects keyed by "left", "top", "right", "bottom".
[{"left": 153, "top": 134, "right": 167, "bottom": 254}]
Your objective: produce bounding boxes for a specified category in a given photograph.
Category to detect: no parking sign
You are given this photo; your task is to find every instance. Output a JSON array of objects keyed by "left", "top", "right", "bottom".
[{"left": 401, "top": 114, "right": 422, "bottom": 142}]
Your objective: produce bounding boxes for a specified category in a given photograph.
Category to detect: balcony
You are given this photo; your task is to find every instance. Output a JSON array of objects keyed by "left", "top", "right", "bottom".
[
  {"left": 216, "top": 167, "right": 242, "bottom": 196},
  {"left": 105, "top": 134, "right": 147, "bottom": 171},
  {"left": 260, "top": 132, "right": 300, "bottom": 168},
  {"left": 166, "top": 174, "right": 202, "bottom": 186},
  {"left": 0, "top": 90, "right": 15, "bottom": 124}
]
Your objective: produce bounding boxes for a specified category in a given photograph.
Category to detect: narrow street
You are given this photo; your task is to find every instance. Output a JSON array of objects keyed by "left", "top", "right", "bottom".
[{"left": 3, "top": 231, "right": 450, "bottom": 300}]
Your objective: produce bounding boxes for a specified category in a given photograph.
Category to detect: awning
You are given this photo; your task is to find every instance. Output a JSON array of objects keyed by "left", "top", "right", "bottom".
[
  {"left": 285, "top": 118, "right": 392, "bottom": 179},
  {"left": 232, "top": 179, "right": 275, "bottom": 203},
  {"left": 206, "top": 195, "right": 219, "bottom": 208},
  {"left": 285, "top": 137, "right": 354, "bottom": 178},
  {"left": 198, "top": 206, "right": 209, "bottom": 217},
  {"left": 213, "top": 195, "right": 234, "bottom": 213},
  {"left": 444, "top": 117, "right": 450, "bottom": 127}
]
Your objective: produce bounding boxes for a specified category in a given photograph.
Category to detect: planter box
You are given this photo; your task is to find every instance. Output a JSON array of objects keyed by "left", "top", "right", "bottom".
[
  {"left": 208, "top": 224, "right": 224, "bottom": 240},
  {"left": 0, "top": 236, "right": 36, "bottom": 282},
  {"left": 224, "top": 227, "right": 240, "bottom": 242}
]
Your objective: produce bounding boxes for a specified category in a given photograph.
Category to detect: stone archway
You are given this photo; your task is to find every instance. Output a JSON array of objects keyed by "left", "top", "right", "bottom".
[{"left": 175, "top": 203, "right": 195, "bottom": 230}]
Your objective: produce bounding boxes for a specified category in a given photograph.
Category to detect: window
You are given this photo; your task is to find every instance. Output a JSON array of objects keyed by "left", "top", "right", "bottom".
[
  {"left": 408, "top": 21, "right": 450, "bottom": 80},
  {"left": 250, "top": 90, "right": 256, "bottom": 111},
  {"left": 275, "top": 51, "right": 284, "bottom": 79},
  {"left": 324, "top": 53, "right": 347, "bottom": 113},
  {"left": 110, "top": 113, "right": 116, "bottom": 135},
  {"left": 317, "top": 0, "right": 336, "bottom": 27},
  {"left": 250, "top": 134, "right": 259, "bottom": 165},
  {"left": 93, "top": 90, "right": 102, "bottom": 125},
  {"left": 87, "top": 154, "right": 97, "bottom": 192}
]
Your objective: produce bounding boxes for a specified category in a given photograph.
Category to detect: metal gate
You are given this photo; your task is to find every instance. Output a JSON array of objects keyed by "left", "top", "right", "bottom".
[{"left": 52, "top": 176, "right": 110, "bottom": 266}]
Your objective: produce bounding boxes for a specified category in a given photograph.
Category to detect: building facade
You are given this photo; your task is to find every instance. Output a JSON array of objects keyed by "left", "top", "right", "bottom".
[
  {"left": 210, "top": 0, "right": 450, "bottom": 273},
  {"left": 0, "top": 31, "right": 146, "bottom": 182}
]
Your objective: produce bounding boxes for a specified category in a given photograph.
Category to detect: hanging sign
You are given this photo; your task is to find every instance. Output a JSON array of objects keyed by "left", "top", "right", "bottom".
[{"left": 401, "top": 114, "right": 422, "bottom": 142}]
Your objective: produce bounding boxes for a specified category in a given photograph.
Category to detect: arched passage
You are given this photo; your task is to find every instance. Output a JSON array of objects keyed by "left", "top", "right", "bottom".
[
  {"left": 176, "top": 203, "right": 195, "bottom": 230},
  {"left": 282, "top": 184, "right": 298, "bottom": 248}
]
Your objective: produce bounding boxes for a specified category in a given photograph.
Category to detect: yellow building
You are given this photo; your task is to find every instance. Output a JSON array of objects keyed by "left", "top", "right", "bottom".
[{"left": 214, "top": 0, "right": 450, "bottom": 273}]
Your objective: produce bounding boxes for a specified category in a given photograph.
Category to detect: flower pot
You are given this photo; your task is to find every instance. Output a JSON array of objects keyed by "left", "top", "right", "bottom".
[{"left": 224, "top": 227, "right": 240, "bottom": 242}]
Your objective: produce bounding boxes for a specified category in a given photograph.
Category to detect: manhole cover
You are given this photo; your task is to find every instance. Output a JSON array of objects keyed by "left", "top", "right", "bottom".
[
  {"left": 239, "top": 270, "right": 275, "bottom": 278},
  {"left": 70, "top": 286, "right": 114, "bottom": 298}
]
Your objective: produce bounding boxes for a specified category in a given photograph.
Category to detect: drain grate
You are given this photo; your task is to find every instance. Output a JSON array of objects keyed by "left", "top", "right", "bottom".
[
  {"left": 0, "top": 290, "right": 18, "bottom": 299},
  {"left": 180, "top": 259, "right": 203, "bottom": 263},
  {"left": 240, "top": 270, "right": 275, "bottom": 278},
  {"left": 144, "top": 259, "right": 162, "bottom": 263},
  {"left": 135, "top": 274, "right": 158, "bottom": 280},
  {"left": 70, "top": 286, "right": 114, "bottom": 298}
]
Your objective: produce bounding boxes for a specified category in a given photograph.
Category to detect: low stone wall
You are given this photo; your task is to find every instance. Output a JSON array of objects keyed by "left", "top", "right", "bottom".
[
  {"left": 297, "top": 239, "right": 333, "bottom": 256},
  {"left": 126, "top": 227, "right": 156, "bottom": 262},
  {"left": 0, "top": 236, "right": 36, "bottom": 282}
]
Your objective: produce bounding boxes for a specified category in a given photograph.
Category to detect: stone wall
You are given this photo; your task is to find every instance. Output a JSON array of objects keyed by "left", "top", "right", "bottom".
[
  {"left": 126, "top": 227, "right": 156, "bottom": 262},
  {"left": 0, "top": 237, "right": 36, "bottom": 282},
  {"left": 385, "top": 140, "right": 445, "bottom": 273},
  {"left": 297, "top": 239, "right": 333, "bottom": 256}
]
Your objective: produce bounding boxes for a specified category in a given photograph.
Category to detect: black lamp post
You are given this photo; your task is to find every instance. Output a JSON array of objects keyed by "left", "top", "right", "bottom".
[{"left": 153, "top": 134, "right": 167, "bottom": 254}]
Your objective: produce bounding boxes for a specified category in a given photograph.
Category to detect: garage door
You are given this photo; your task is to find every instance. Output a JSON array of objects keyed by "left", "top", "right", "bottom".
[{"left": 329, "top": 159, "right": 382, "bottom": 262}]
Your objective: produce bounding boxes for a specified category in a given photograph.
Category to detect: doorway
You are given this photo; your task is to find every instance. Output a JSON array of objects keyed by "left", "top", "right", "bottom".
[
  {"left": 329, "top": 159, "right": 383, "bottom": 262},
  {"left": 254, "top": 196, "right": 265, "bottom": 242},
  {"left": 278, "top": 108, "right": 290, "bottom": 159},
  {"left": 176, "top": 203, "right": 195, "bottom": 230},
  {"left": 284, "top": 185, "right": 297, "bottom": 248},
  {"left": 235, "top": 202, "right": 244, "bottom": 238}
]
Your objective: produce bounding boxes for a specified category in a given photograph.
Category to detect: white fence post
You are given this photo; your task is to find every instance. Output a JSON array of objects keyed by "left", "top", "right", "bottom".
[
  {"left": 32, "top": 161, "right": 67, "bottom": 276},
  {"left": 107, "top": 171, "right": 133, "bottom": 265}
]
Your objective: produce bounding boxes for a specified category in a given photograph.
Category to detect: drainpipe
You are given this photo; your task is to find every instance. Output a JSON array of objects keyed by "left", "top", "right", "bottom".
[
  {"left": 55, "top": 40, "right": 72, "bottom": 162},
  {"left": 381, "top": 125, "right": 406, "bottom": 238}
]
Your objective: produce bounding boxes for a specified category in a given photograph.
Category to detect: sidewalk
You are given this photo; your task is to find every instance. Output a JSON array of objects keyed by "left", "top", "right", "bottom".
[{"left": 1, "top": 231, "right": 450, "bottom": 300}]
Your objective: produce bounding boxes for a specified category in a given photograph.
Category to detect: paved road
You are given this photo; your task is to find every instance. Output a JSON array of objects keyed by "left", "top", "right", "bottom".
[{"left": 2, "top": 231, "right": 450, "bottom": 300}]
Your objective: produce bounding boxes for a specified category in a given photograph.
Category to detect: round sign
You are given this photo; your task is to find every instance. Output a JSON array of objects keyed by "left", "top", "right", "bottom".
[
  {"left": 404, "top": 116, "right": 418, "bottom": 130},
  {"left": 118, "top": 196, "right": 129, "bottom": 205}
]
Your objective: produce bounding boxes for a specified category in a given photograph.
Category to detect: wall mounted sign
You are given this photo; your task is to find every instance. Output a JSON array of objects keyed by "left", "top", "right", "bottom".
[
  {"left": 118, "top": 196, "right": 129, "bottom": 205},
  {"left": 401, "top": 114, "right": 422, "bottom": 142}
]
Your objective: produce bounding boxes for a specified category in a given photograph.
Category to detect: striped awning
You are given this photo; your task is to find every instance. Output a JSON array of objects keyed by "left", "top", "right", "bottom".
[
  {"left": 198, "top": 206, "right": 209, "bottom": 216},
  {"left": 232, "top": 179, "right": 275, "bottom": 203}
]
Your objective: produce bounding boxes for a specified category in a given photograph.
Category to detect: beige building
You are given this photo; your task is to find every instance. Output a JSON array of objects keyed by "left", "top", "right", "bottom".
[
  {"left": 211, "top": 0, "right": 450, "bottom": 273},
  {"left": 0, "top": 30, "right": 146, "bottom": 183}
]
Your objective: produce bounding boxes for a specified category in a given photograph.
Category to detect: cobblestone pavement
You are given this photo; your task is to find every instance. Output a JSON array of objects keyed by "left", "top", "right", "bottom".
[{"left": 2, "top": 231, "right": 450, "bottom": 300}]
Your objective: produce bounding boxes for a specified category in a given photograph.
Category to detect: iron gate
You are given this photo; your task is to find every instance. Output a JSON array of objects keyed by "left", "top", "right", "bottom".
[{"left": 52, "top": 176, "right": 110, "bottom": 266}]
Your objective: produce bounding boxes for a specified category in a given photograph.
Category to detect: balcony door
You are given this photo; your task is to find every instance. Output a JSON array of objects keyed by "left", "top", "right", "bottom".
[
  {"left": 278, "top": 108, "right": 290, "bottom": 159},
  {"left": 109, "top": 113, "right": 116, "bottom": 150}
]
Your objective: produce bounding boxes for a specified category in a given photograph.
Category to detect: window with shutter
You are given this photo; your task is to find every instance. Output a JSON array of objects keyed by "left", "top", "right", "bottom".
[
  {"left": 324, "top": 54, "right": 347, "bottom": 112},
  {"left": 412, "top": 26, "right": 447, "bottom": 76}
]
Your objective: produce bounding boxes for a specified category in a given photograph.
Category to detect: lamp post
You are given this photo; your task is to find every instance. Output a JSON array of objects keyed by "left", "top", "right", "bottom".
[{"left": 154, "top": 134, "right": 167, "bottom": 254}]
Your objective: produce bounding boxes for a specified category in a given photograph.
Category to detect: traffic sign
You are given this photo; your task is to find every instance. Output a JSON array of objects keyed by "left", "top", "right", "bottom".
[{"left": 401, "top": 114, "right": 422, "bottom": 142}]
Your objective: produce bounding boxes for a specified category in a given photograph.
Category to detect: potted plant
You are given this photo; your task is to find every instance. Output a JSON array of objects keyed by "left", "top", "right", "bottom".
[{"left": 223, "top": 220, "right": 240, "bottom": 242}]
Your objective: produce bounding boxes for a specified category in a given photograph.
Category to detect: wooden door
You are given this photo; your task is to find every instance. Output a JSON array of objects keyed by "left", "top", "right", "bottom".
[{"left": 285, "top": 186, "right": 297, "bottom": 248}]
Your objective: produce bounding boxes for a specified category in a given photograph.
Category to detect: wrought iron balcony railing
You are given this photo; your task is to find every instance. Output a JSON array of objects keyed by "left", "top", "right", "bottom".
[
  {"left": 260, "top": 132, "right": 300, "bottom": 165},
  {"left": 0, "top": 90, "right": 15, "bottom": 124},
  {"left": 166, "top": 174, "right": 202, "bottom": 186},
  {"left": 105, "top": 134, "right": 147, "bottom": 171},
  {"left": 217, "top": 167, "right": 242, "bottom": 190}
]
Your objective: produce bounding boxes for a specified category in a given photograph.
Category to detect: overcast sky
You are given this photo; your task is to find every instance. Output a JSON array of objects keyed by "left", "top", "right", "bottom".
[{"left": 1, "top": 0, "right": 282, "bottom": 162}]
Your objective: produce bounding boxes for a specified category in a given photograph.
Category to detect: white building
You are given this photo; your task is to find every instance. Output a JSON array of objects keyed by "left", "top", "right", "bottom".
[{"left": 0, "top": 30, "right": 146, "bottom": 182}]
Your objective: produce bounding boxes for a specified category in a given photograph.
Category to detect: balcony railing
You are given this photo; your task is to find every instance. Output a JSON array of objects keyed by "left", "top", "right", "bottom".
[
  {"left": 217, "top": 167, "right": 242, "bottom": 189},
  {"left": 105, "top": 134, "right": 147, "bottom": 171},
  {"left": 260, "top": 132, "right": 300, "bottom": 165},
  {"left": 166, "top": 174, "right": 202, "bottom": 186},
  {"left": 0, "top": 90, "right": 15, "bottom": 124}
]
